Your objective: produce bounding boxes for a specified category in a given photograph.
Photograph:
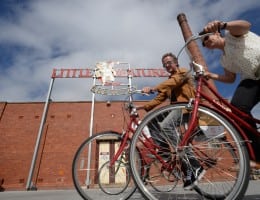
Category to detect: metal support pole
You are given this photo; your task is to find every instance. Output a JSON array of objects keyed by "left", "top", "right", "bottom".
[
  {"left": 26, "top": 78, "right": 55, "bottom": 190},
  {"left": 127, "top": 63, "right": 133, "bottom": 101},
  {"left": 86, "top": 74, "right": 96, "bottom": 187}
]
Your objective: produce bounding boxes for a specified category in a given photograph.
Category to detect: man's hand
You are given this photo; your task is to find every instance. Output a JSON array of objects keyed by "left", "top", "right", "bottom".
[{"left": 142, "top": 87, "right": 155, "bottom": 94}]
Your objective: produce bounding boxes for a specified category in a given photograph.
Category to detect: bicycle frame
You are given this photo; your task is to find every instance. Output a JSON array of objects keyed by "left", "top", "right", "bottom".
[
  {"left": 179, "top": 64, "right": 260, "bottom": 161},
  {"left": 109, "top": 111, "right": 139, "bottom": 166}
]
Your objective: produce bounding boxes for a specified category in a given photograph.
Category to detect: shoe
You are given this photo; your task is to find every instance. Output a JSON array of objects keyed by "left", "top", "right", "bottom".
[{"left": 183, "top": 166, "right": 206, "bottom": 190}]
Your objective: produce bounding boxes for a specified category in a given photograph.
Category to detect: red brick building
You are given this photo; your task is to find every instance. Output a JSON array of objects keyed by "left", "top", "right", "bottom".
[{"left": 0, "top": 100, "right": 153, "bottom": 191}]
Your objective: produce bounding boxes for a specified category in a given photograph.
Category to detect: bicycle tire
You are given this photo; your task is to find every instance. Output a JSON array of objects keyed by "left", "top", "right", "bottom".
[
  {"left": 72, "top": 131, "right": 138, "bottom": 200},
  {"left": 129, "top": 103, "right": 250, "bottom": 200},
  {"left": 98, "top": 160, "right": 131, "bottom": 195}
]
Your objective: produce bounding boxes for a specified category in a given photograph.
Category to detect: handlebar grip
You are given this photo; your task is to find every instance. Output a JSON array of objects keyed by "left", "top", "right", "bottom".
[
  {"left": 199, "top": 30, "right": 218, "bottom": 35},
  {"left": 199, "top": 24, "right": 223, "bottom": 35},
  {"left": 140, "top": 89, "right": 154, "bottom": 94},
  {"left": 199, "top": 30, "right": 206, "bottom": 35}
]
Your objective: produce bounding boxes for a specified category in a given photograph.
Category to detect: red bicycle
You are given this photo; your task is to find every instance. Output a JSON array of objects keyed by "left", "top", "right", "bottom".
[
  {"left": 129, "top": 33, "right": 260, "bottom": 200},
  {"left": 72, "top": 88, "right": 178, "bottom": 200}
]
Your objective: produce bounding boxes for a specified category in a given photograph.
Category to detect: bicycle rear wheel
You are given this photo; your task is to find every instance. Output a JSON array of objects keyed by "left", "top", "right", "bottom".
[
  {"left": 129, "top": 103, "right": 250, "bottom": 200},
  {"left": 72, "top": 131, "right": 138, "bottom": 200},
  {"left": 98, "top": 160, "right": 131, "bottom": 195}
]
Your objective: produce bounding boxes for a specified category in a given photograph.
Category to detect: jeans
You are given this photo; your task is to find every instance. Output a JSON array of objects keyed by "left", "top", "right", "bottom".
[
  {"left": 231, "top": 79, "right": 260, "bottom": 162},
  {"left": 158, "top": 108, "right": 182, "bottom": 147}
]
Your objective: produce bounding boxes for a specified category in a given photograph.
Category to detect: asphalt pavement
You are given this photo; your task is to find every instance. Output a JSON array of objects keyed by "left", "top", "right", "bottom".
[{"left": 0, "top": 180, "right": 260, "bottom": 200}]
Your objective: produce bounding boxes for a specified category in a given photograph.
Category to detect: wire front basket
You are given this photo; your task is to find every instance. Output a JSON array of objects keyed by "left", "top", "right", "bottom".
[{"left": 91, "top": 85, "right": 137, "bottom": 96}]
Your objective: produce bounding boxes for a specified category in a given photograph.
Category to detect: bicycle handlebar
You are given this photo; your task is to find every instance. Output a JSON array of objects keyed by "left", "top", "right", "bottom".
[
  {"left": 176, "top": 32, "right": 214, "bottom": 75},
  {"left": 129, "top": 89, "right": 152, "bottom": 96},
  {"left": 199, "top": 22, "right": 225, "bottom": 35},
  {"left": 199, "top": 30, "right": 206, "bottom": 36},
  {"left": 176, "top": 32, "right": 213, "bottom": 59}
]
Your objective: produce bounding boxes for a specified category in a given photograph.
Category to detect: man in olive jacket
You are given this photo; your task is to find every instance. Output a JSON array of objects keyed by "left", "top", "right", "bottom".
[{"left": 139, "top": 52, "right": 194, "bottom": 111}]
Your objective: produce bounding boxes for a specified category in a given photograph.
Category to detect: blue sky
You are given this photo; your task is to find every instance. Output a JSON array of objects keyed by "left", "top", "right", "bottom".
[{"left": 0, "top": 0, "right": 259, "bottom": 117}]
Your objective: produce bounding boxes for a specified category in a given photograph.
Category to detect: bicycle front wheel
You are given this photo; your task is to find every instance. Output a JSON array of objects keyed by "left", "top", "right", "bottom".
[
  {"left": 72, "top": 131, "right": 138, "bottom": 200},
  {"left": 129, "top": 103, "right": 250, "bottom": 200}
]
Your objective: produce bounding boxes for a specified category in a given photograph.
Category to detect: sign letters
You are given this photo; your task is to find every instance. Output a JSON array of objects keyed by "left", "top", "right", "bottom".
[{"left": 52, "top": 68, "right": 169, "bottom": 78}]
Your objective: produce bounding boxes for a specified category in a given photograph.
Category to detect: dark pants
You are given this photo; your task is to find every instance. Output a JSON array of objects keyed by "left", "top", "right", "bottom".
[{"left": 231, "top": 79, "right": 260, "bottom": 162}]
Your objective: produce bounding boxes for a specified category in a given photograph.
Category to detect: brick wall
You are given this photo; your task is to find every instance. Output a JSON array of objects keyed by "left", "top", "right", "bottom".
[
  {"left": 0, "top": 101, "right": 150, "bottom": 190},
  {"left": 1, "top": 99, "right": 258, "bottom": 191},
  {"left": 0, "top": 102, "right": 43, "bottom": 190}
]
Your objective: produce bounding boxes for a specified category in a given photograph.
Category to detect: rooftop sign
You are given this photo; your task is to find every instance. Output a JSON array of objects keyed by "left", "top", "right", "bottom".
[{"left": 52, "top": 68, "right": 169, "bottom": 78}]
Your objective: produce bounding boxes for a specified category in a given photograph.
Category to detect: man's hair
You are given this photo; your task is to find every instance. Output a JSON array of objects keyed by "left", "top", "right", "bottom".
[{"left": 161, "top": 52, "right": 179, "bottom": 66}]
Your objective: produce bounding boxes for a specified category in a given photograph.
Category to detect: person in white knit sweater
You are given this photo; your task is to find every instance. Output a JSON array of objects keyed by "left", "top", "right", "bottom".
[{"left": 201, "top": 19, "right": 260, "bottom": 169}]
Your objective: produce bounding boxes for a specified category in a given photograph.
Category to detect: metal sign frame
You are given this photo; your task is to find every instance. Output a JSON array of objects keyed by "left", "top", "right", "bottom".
[{"left": 26, "top": 63, "right": 167, "bottom": 190}]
